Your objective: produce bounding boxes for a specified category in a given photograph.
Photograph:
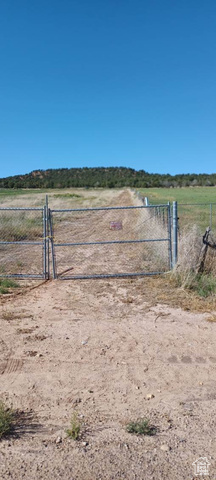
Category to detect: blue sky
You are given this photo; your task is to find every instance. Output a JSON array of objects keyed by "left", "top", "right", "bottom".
[{"left": 0, "top": 0, "right": 216, "bottom": 177}]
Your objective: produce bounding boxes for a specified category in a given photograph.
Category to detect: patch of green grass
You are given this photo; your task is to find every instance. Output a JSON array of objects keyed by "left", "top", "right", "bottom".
[
  {"left": 66, "top": 412, "right": 82, "bottom": 440},
  {"left": 173, "top": 270, "right": 216, "bottom": 298},
  {"left": 0, "top": 401, "right": 15, "bottom": 439},
  {"left": 126, "top": 418, "right": 156, "bottom": 436},
  {"left": 53, "top": 193, "right": 82, "bottom": 199},
  {"left": 188, "top": 273, "right": 216, "bottom": 298},
  {"left": 0, "top": 279, "right": 19, "bottom": 294},
  {"left": 0, "top": 189, "right": 47, "bottom": 197}
]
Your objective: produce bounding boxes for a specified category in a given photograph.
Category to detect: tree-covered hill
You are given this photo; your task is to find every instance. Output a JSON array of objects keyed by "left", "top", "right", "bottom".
[{"left": 0, "top": 167, "right": 216, "bottom": 189}]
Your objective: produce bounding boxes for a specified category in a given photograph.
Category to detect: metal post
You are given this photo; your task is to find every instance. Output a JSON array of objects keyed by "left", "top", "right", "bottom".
[
  {"left": 167, "top": 202, "right": 172, "bottom": 270},
  {"left": 145, "top": 197, "right": 149, "bottom": 206},
  {"left": 46, "top": 195, "right": 49, "bottom": 279},
  {"left": 43, "top": 205, "right": 47, "bottom": 279},
  {"left": 172, "top": 201, "right": 178, "bottom": 268},
  {"left": 48, "top": 208, "right": 57, "bottom": 279}
]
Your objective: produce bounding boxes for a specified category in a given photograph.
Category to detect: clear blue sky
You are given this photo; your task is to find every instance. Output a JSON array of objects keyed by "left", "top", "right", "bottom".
[{"left": 0, "top": 0, "right": 216, "bottom": 177}]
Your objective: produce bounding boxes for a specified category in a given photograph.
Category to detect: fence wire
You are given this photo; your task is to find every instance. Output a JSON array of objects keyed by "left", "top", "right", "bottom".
[
  {"left": 50, "top": 205, "right": 171, "bottom": 279},
  {"left": 0, "top": 208, "right": 45, "bottom": 278},
  {"left": 177, "top": 203, "right": 216, "bottom": 236}
]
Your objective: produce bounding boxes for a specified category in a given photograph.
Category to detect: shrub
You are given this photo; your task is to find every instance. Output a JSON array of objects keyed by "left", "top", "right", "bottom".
[
  {"left": 0, "top": 279, "right": 19, "bottom": 294},
  {"left": 126, "top": 418, "right": 156, "bottom": 436},
  {"left": 66, "top": 412, "right": 81, "bottom": 440},
  {"left": 0, "top": 401, "right": 15, "bottom": 439}
]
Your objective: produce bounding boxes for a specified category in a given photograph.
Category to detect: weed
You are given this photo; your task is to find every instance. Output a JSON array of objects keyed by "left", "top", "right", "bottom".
[
  {"left": 66, "top": 412, "right": 82, "bottom": 440},
  {"left": 0, "top": 401, "right": 15, "bottom": 440},
  {"left": 0, "top": 279, "right": 19, "bottom": 294},
  {"left": 173, "top": 271, "right": 216, "bottom": 298},
  {"left": 189, "top": 274, "right": 216, "bottom": 297},
  {"left": 126, "top": 418, "right": 156, "bottom": 436}
]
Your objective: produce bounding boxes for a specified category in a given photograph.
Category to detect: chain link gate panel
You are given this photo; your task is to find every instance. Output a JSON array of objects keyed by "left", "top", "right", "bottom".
[
  {"left": 0, "top": 207, "right": 48, "bottom": 279},
  {"left": 49, "top": 204, "right": 172, "bottom": 279}
]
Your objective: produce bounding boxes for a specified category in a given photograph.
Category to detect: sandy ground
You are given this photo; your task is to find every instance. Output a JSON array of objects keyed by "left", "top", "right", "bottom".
[{"left": 0, "top": 190, "right": 216, "bottom": 479}]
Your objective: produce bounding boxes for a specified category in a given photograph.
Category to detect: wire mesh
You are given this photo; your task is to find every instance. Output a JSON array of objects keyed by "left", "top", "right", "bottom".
[
  {"left": 51, "top": 205, "right": 171, "bottom": 278},
  {"left": 177, "top": 203, "right": 216, "bottom": 236},
  {"left": 0, "top": 208, "right": 45, "bottom": 278}
]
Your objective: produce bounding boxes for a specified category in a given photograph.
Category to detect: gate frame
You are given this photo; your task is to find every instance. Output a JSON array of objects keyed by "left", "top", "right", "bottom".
[{"left": 49, "top": 203, "right": 172, "bottom": 280}]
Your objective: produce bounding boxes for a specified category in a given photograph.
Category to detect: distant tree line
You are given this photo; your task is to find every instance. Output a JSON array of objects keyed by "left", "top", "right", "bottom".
[{"left": 0, "top": 167, "right": 216, "bottom": 189}]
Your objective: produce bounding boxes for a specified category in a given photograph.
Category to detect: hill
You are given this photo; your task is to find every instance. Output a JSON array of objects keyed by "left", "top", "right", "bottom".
[{"left": 0, "top": 167, "right": 216, "bottom": 189}]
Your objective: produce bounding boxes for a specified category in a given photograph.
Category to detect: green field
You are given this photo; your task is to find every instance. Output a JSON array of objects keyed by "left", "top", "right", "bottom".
[
  {"left": 138, "top": 187, "right": 216, "bottom": 233},
  {"left": 138, "top": 186, "right": 216, "bottom": 205}
]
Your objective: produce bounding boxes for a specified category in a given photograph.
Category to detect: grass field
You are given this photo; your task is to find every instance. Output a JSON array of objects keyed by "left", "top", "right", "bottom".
[
  {"left": 0, "top": 188, "right": 124, "bottom": 209},
  {"left": 138, "top": 186, "right": 216, "bottom": 232},
  {"left": 1, "top": 185, "right": 216, "bottom": 204},
  {"left": 1, "top": 185, "right": 216, "bottom": 233},
  {"left": 138, "top": 186, "right": 216, "bottom": 205}
]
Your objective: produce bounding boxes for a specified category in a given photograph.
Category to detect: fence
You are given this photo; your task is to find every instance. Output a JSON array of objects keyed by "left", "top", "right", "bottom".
[
  {"left": 143, "top": 196, "right": 216, "bottom": 268},
  {"left": 177, "top": 203, "right": 216, "bottom": 233},
  {"left": 0, "top": 207, "right": 47, "bottom": 278},
  {"left": 0, "top": 199, "right": 173, "bottom": 279},
  {"left": 49, "top": 204, "right": 172, "bottom": 279}
]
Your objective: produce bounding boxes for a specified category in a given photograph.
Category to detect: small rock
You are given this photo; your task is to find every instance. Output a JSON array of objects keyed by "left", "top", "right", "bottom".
[
  {"left": 81, "top": 340, "right": 88, "bottom": 345},
  {"left": 146, "top": 393, "right": 155, "bottom": 400},
  {"left": 160, "top": 444, "right": 170, "bottom": 452},
  {"left": 82, "top": 441, "right": 88, "bottom": 447},
  {"left": 36, "top": 353, "right": 43, "bottom": 357},
  {"left": 55, "top": 436, "right": 62, "bottom": 444},
  {"left": 199, "top": 382, "right": 203, "bottom": 385}
]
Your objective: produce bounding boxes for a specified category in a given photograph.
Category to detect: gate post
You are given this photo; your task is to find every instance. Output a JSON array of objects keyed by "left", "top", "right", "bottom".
[
  {"left": 43, "top": 195, "right": 50, "bottom": 279},
  {"left": 43, "top": 205, "right": 47, "bottom": 279},
  {"left": 46, "top": 195, "right": 49, "bottom": 279},
  {"left": 172, "top": 201, "right": 178, "bottom": 268},
  {"left": 48, "top": 208, "right": 57, "bottom": 279},
  {"left": 167, "top": 202, "right": 172, "bottom": 270}
]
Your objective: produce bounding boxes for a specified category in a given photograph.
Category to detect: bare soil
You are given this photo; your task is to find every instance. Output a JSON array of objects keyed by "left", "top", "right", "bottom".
[{"left": 0, "top": 190, "right": 215, "bottom": 479}]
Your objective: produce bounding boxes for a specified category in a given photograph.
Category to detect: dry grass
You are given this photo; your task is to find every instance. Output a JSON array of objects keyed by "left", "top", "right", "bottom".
[
  {"left": 171, "top": 225, "right": 216, "bottom": 298},
  {"left": 206, "top": 315, "right": 216, "bottom": 322},
  {"left": 136, "top": 275, "right": 216, "bottom": 313},
  {"left": 132, "top": 191, "right": 170, "bottom": 272}
]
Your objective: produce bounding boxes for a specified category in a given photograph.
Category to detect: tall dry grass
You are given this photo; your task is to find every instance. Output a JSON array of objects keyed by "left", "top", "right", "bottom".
[
  {"left": 132, "top": 190, "right": 171, "bottom": 272},
  {"left": 173, "top": 224, "right": 216, "bottom": 296}
]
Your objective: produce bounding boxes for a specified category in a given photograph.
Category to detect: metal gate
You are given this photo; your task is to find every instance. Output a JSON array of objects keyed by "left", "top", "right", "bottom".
[
  {"left": 49, "top": 204, "right": 172, "bottom": 279},
  {"left": 0, "top": 207, "right": 48, "bottom": 279}
]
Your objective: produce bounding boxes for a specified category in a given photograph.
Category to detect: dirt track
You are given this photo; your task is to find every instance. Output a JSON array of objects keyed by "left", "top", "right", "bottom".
[{"left": 0, "top": 190, "right": 216, "bottom": 479}]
